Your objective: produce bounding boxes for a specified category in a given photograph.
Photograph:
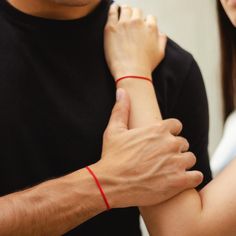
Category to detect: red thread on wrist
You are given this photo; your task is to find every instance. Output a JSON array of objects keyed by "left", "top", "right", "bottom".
[
  {"left": 116, "top": 75, "right": 152, "bottom": 85},
  {"left": 86, "top": 166, "right": 111, "bottom": 211}
]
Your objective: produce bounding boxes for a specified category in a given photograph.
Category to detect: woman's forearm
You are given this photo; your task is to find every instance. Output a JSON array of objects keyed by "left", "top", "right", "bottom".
[
  {"left": 117, "top": 75, "right": 161, "bottom": 128},
  {"left": 117, "top": 78, "right": 173, "bottom": 234},
  {"left": 118, "top": 78, "right": 236, "bottom": 236}
]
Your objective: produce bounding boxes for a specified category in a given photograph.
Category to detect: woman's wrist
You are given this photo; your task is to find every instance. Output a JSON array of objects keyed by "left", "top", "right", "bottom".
[
  {"left": 116, "top": 74, "right": 153, "bottom": 91},
  {"left": 113, "top": 69, "right": 152, "bottom": 82}
]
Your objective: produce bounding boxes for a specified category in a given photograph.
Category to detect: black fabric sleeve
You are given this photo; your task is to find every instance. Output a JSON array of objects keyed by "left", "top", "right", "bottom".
[{"left": 171, "top": 58, "right": 212, "bottom": 189}]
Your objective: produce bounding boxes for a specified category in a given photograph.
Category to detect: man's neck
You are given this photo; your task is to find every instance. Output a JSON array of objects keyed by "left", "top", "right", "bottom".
[{"left": 7, "top": 0, "right": 101, "bottom": 20}]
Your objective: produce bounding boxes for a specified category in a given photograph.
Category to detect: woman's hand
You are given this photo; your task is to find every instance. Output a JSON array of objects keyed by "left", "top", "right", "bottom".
[{"left": 104, "top": 4, "right": 167, "bottom": 81}]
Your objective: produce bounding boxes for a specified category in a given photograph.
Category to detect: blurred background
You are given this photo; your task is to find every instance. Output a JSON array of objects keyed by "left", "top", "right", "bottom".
[{"left": 116, "top": 0, "right": 223, "bottom": 235}]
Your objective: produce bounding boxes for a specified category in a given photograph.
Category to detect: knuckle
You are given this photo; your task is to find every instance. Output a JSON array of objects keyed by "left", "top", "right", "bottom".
[
  {"left": 169, "top": 136, "right": 180, "bottom": 151},
  {"left": 174, "top": 137, "right": 182, "bottom": 146},
  {"left": 131, "top": 18, "right": 143, "bottom": 26},
  {"left": 168, "top": 176, "right": 185, "bottom": 189},
  {"left": 146, "top": 21, "right": 157, "bottom": 30},
  {"left": 152, "top": 121, "right": 167, "bottom": 133},
  {"left": 172, "top": 156, "right": 184, "bottom": 170},
  {"left": 119, "top": 20, "right": 129, "bottom": 27},
  {"left": 147, "top": 22, "right": 157, "bottom": 30},
  {"left": 178, "top": 175, "right": 188, "bottom": 188}
]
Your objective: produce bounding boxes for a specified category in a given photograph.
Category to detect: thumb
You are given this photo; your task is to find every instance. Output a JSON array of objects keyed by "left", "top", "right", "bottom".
[{"left": 107, "top": 88, "right": 130, "bottom": 133}]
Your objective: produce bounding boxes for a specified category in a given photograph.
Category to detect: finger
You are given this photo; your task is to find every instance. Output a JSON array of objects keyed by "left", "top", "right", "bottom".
[
  {"left": 163, "top": 119, "right": 183, "bottom": 136},
  {"left": 158, "top": 32, "right": 167, "bottom": 51},
  {"left": 146, "top": 15, "right": 158, "bottom": 39},
  {"left": 107, "top": 88, "right": 130, "bottom": 132},
  {"left": 132, "top": 7, "right": 143, "bottom": 20},
  {"left": 175, "top": 137, "right": 190, "bottom": 152},
  {"left": 184, "top": 171, "right": 204, "bottom": 189},
  {"left": 107, "top": 3, "right": 119, "bottom": 25},
  {"left": 146, "top": 14, "right": 157, "bottom": 28},
  {"left": 120, "top": 5, "right": 132, "bottom": 21},
  {"left": 180, "top": 152, "right": 197, "bottom": 170}
]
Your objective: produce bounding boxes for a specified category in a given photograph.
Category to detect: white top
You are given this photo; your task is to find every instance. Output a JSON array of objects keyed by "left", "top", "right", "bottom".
[{"left": 211, "top": 111, "right": 236, "bottom": 176}]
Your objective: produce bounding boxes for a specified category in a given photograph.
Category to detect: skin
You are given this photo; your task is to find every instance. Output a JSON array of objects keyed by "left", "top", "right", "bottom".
[
  {"left": 220, "top": 0, "right": 236, "bottom": 26},
  {"left": 0, "top": 1, "right": 204, "bottom": 235},
  {"left": 104, "top": 4, "right": 236, "bottom": 236},
  {"left": 105, "top": 5, "right": 166, "bottom": 80}
]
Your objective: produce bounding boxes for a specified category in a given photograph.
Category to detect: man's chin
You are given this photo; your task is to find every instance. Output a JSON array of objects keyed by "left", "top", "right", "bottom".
[{"left": 51, "top": 0, "right": 96, "bottom": 7}]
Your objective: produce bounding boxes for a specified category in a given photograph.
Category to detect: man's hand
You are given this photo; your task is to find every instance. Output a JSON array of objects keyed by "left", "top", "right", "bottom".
[
  {"left": 104, "top": 4, "right": 167, "bottom": 80},
  {"left": 93, "top": 88, "right": 203, "bottom": 208},
  {"left": 0, "top": 89, "right": 202, "bottom": 236}
]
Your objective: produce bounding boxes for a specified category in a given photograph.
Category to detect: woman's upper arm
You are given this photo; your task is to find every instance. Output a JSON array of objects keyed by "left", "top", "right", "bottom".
[
  {"left": 148, "top": 159, "right": 236, "bottom": 236},
  {"left": 199, "top": 159, "right": 236, "bottom": 236},
  {"left": 143, "top": 189, "right": 202, "bottom": 236}
]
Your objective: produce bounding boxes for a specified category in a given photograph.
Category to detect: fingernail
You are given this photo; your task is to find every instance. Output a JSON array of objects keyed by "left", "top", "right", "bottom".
[
  {"left": 197, "top": 172, "right": 204, "bottom": 183},
  {"left": 116, "top": 88, "right": 125, "bottom": 102}
]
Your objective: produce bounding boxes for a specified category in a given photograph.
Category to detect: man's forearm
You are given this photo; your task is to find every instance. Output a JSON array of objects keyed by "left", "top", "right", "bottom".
[{"left": 0, "top": 165, "right": 106, "bottom": 236}]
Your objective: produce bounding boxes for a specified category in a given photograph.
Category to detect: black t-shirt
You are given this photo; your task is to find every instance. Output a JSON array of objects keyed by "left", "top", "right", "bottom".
[{"left": 0, "top": 0, "right": 212, "bottom": 235}]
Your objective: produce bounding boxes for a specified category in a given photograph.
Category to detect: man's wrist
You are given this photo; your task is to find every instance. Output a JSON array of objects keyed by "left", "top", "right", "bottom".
[
  {"left": 65, "top": 166, "right": 108, "bottom": 213},
  {"left": 90, "top": 162, "right": 119, "bottom": 209},
  {"left": 90, "top": 161, "right": 131, "bottom": 209}
]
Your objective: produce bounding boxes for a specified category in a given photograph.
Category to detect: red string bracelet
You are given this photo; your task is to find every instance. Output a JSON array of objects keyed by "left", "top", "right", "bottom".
[
  {"left": 116, "top": 75, "right": 152, "bottom": 85},
  {"left": 86, "top": 166, "right": 111, "bottom": 211}
]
